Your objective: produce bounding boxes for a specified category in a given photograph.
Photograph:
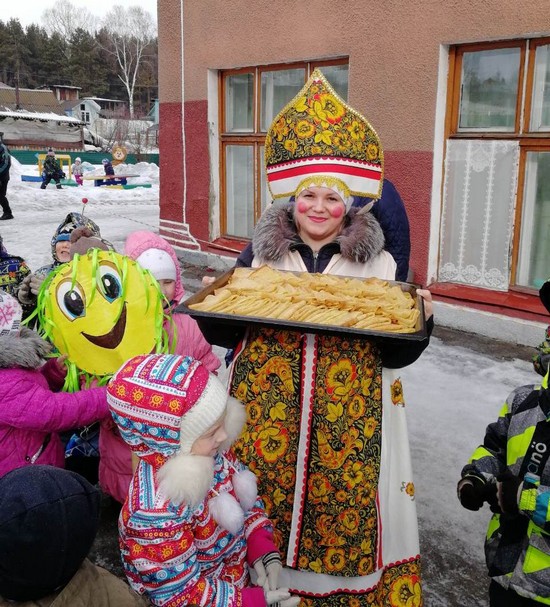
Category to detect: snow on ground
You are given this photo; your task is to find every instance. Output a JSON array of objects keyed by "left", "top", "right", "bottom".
[
  {"left": 3, "top": 157, "right": 159, "bottom": 270},
  {"left": 1, "top": 160, "right": 542, "bottom": 604}
]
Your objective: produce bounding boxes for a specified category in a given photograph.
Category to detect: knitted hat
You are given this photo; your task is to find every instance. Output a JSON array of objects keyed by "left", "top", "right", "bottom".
[
  {"left": 51, "top": 212, "right": 101, "bottom": 256},
  {"left": 107, "top": 354, "right": 228, "bottom": 467},
  {"left": 136, "top": 248, "right": 177, "bottom": 281},
  {"left": 265, "top": 69, "right": 383, "bottom": 205},
  {"left": 69, "top": 226, "right": 113, "bottom": 257},
  {"left": 540, "top": 280, "right": 550, "bottom": 314},
  {"left": 75, "top": 157, "right": 81, "bottom": 163},
  {"left": 0, "top": 465, "right": 100, "bottom": 601},
  {"left": 102, "top": 158, "right": 110, "bottom": 165},
  {"left": 0, "top": 292, "right": 22, "bottom": 336}
]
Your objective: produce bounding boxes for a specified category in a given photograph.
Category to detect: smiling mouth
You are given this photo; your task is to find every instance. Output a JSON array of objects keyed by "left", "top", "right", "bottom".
[{"left": 81, "top": 302, "right": 127, "bottom": 349}]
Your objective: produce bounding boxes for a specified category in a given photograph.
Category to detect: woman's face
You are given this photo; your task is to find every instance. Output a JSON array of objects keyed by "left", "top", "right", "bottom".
[{"left": 294, "top": 186, "right": 347, "bottom": 247}]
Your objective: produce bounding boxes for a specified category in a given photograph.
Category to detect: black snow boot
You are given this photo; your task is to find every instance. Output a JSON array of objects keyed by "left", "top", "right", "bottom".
[
  {"left": 56, "top": 184, "right": 63, "bottom": 189},
  {"left": 40, "top": 184, "right": 46, "bottom": 189},
  {"left": 0, "top": 213, "right": 13, "bottom": 220}
]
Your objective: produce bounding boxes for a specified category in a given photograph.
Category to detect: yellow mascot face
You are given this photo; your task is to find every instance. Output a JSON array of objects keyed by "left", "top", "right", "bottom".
[{"left": 41, "top": 250, "right": 164, "bottom": 376}]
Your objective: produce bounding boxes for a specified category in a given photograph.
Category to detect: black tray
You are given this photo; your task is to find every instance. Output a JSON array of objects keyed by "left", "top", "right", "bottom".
[{"left": 178, "top": 268, "right": 427, "bottom": 348}]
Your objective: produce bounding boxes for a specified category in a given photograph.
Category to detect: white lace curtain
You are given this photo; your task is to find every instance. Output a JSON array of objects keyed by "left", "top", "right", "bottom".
[{"left": 439, "top": 139, "right": 520, "bottom": 290}]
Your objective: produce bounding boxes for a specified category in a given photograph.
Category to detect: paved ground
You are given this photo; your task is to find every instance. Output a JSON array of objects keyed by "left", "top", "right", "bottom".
[{"left": 89, "top": 258, "right": 540, "bottom": 603}]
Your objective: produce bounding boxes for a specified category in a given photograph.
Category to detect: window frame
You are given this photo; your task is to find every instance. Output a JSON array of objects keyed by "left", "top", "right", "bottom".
[
  {"left": 443, "top": 37, "right": 550, "bottom": 297},
  {"left": 218, "top": 57, "right": 349, "bottom": 239}
]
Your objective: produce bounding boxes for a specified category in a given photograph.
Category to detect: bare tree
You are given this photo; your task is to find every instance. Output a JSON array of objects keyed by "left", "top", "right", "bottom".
[
  {"left": 100, "top": 6, "right": 156, "bottom": 118},
  {"left": 42, "top": 0, "right": 97, "bottom": 40}
]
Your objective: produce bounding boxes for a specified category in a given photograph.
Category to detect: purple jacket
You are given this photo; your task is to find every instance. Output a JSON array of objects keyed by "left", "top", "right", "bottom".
[{"left": 0, "top": 329, "right": 108, "bottom": 478}]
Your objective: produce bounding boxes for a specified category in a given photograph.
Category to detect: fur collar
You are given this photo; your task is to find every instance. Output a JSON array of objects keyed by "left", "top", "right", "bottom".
[
  {"left": 0, "top": 328, "right": 53, "bottom": 369},
  {"left": 252, "top": 202, "right": 385, "bottom": 264}
]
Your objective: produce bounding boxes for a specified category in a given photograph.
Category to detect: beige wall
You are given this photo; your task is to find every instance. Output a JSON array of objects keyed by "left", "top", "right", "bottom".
[
  {"left": 158, "top": 0, "right": 183, "bottom": 104},
  {"left": 159, "top": 0, "right": 550, "bottom": 151}
]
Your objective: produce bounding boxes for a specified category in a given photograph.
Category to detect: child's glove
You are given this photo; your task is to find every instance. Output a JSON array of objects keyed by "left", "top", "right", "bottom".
[
  {"left": 254, "top": 552, "right": 282, "bottom": 591},
  {"left": 17, "top": 274, "right": 35, "bottom": 305},
  {"left": 497, "top": 470, "right": 522, "bottom": 515},
  {"left": 28, "top": 273, "right": 45, "bottom": 296},
  {"left": 264, "top": 589, "right": 300, "bottom": 607},
  {"left": 457, "top": 473, "right": 498, "bottom": 511}
]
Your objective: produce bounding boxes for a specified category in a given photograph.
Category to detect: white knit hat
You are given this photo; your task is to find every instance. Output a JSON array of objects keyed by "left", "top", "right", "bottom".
[
  {"left": 0, "top": 292, "right": 22, "bottom": 336},
  {"left": 136, "top": 248, "right": 177, "bottom": 281}
]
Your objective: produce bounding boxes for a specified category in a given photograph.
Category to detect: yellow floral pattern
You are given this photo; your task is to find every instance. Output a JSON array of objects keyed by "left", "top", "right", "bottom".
[
  {"left": 265, "top": 70, "right": 382, "bottom": 170},
  {"left": 293, "top": 559, "right": 423, "bottom": 606},
  {"left": 230, "top": 328, "right": 383, "bottom": 577}
]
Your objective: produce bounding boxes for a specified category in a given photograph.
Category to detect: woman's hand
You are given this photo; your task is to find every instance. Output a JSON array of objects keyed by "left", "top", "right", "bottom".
[
  {"left": 416, "top": 288, "right": 433, "bottom": 320},
  {"left": 202, "top": 275, "right": 216, "bottom": 287}
]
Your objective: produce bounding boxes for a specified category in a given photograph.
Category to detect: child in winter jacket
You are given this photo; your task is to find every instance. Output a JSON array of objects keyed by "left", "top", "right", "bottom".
[
  {"left": 457, "top": 279, "right": 550, "bottom": 606},
  {"left": 124, "top": 229, "right": 220, "bottom": 368},
  {"left": 72, "top": 157, "right": 84, "bottom": 186},
  {"left": 107, "top": 353, "right": 299, "bottom": 607},
  {"left": 0, "top": 292, "right": 109, "bottom": 478},
  {"left": 41, "top": 148, "right": 65, "bottom": 189},
  {"left": 98, "top": 230, "right": 221, "bottom": 504},
  {"left": 0, "top": 465, "right": 148, "bottom": 606},
  {"left": 102, "top": 158, "right": 115, "bottom": 185},
  {"left": 17, "top": 212, "right": 103, "bottom": 319}
]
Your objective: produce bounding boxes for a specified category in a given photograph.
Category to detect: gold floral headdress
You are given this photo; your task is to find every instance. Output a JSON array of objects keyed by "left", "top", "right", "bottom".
[{"left": 265, "top": 69, "right": 383, "bottom": 201}]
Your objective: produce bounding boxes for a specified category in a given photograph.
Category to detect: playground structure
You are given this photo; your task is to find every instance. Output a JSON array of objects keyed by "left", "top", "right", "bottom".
[
  {"left": 37, "top": 154, "right": 72, "bottom": 179},
  {"left": 82, "top": 173, "right": 140, "bottom": 187},
  {"left": 19, "top": 152, "right": 153, "bottom": 189}
]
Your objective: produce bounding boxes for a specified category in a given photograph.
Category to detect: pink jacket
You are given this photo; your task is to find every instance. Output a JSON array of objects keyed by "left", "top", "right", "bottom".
[
  {"left": 0, "top": 347, "right": 108, "bottom": 478},
  {"left": 99, "top": 231, "right": 221, "bottom": 503}
]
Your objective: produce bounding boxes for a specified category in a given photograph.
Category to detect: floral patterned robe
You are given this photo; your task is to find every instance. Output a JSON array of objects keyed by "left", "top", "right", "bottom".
[{"left": 229, "top": 252, "right": 423, "bottom": 607}]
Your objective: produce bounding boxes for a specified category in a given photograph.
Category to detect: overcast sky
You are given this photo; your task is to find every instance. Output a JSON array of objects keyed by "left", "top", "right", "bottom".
[{"left": 1, "top": 0, "right": 157, "bottom": 28}]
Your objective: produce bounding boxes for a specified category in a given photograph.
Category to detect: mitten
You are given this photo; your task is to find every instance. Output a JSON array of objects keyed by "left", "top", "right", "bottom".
[
  {"left": 29, "top": 273, "right": 45, "bottom": 296},
  {"left": 497, "top": 470, "right": 522, "bottom": 515},
  {"left": 254, "top": 552, "right": 282, "bottom": 591},
  {"left": 17, "top": 274, "right": 36, "bottom": 305},
  {"left": 265, "top": 589, "right": 300, "bottom": 607},
  {"left": 457, "top": 473, "right": 497, "bottom": 511}
]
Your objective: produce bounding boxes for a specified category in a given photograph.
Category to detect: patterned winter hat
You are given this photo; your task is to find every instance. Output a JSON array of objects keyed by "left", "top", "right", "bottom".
[
  {"left": 51, "top": 212, "right": 101, "bottom": 253},
  {"left": 0, "top": 292, "right": 22, "bottom": 336},
  {"left": 107, "top": 354, "right": 228, "bottom": 467},
  {"left": 265, "top": 69, "right": 384, "bottom": 203}
]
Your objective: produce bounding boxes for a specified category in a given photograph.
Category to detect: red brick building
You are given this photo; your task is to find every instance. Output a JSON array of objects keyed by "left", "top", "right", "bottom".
[{"left": 157, "top": 0, "right": 550, "bottom": 343}]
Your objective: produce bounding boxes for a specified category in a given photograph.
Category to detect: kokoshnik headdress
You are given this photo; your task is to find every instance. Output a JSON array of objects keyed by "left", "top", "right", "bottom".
[{"left": 265, "top": 68, "right": 384, "bottom": 201}]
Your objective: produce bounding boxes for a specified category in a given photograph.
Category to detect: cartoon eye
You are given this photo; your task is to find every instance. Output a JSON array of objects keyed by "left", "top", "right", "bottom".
[
  {"left": 56, "top": 280, "right": 86, "bottom": 320},
  {"left": 98, "top": 261, "right": 122, "bottom": 303}
]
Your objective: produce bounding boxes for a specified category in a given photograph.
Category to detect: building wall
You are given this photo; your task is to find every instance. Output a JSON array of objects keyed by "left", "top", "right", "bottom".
[{"left": 158, "top": 0, "right": 550, "bottom": 287}]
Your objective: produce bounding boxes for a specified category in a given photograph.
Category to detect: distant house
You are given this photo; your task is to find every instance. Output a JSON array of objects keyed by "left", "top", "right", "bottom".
[
  {"left": 83, "top": 97, "right": 127, "bottom": 119},
  {"left": 50, "top": 84, "right": 81, "bottom": 103},
  {"left": 0, "top": 85, "right": 84, "bottom": 150},
  {"left": 62, "top": 99, "right": 101, "bottom": 127}
]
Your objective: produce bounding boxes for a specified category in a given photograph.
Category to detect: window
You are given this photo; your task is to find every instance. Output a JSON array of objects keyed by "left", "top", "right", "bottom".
[
  {"left": 220, "top": 59, "right": 349, "bottom": 239},
  {"left": 441, "top": 39, "right": 550, "bottom": 292}
]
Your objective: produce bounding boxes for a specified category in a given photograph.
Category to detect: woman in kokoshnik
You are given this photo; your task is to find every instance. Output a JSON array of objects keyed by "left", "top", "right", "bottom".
[
  {"left": 32, "top": 248, "right": 171, "bottom": 393},
  {"left": 223, "top": 70, "right": 434, "bottom": 606}
]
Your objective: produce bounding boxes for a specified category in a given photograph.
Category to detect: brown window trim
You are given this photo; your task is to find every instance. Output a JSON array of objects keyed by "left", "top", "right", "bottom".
[
  {"left": 443, "top": 37, "right": 550, "bottom": 293},
  {"left": 429, "top": 282, "right": 547, "bottom": 323},
  {"left": 219, "top": 57, "right": 349, "bottom": 239},
  {"left": 204, "top": 237, "right": 248, "bottom": 258}
]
